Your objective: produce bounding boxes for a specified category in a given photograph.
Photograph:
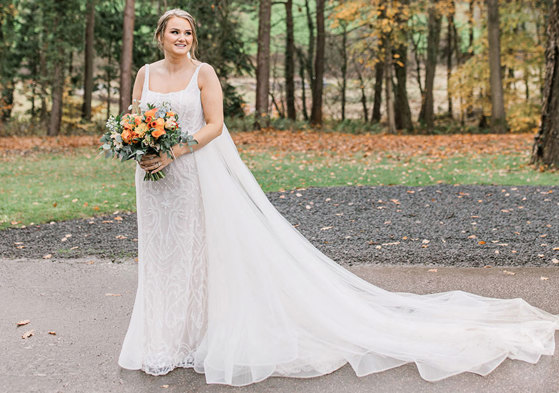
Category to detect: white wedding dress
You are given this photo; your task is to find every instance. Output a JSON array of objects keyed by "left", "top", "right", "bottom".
[{"left": 118, "top": 62, "right": 559, "bottom": 386}]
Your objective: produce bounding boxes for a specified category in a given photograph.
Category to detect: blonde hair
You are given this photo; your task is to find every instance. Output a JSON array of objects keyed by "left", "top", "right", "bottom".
[{"left": 154, "top": 9, "right": 198, "bottom": 60}]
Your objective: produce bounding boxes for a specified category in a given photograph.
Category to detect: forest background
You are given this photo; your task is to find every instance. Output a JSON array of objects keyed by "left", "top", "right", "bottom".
[{"left": 0, "top": 0, "right": 558, "bottom": 229}]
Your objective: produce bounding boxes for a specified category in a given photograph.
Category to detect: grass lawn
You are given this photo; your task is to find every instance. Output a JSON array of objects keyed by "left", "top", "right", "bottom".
[{"left": 1, "top": 143, "right": 557, "bottom": 230}]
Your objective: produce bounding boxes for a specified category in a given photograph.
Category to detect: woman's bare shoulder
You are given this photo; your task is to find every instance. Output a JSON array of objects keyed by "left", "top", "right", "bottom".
[{"left": 197, "top": 62, "right": 218, "bottom": 89}]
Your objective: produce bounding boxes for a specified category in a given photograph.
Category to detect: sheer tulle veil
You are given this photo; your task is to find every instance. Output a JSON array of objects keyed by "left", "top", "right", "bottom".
[{"left": 172, "top": 122, "right": 559, "bottom": 386}]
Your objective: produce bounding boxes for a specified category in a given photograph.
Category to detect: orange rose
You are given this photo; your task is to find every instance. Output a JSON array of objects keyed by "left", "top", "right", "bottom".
[
  {"left": 144, "top": 108, "right": 157, "bottom": 118},
  {"left": 134, "top": 115, "right": 142, "bottom": 126},
  {"left": 155, "top": 117, "right": 165, "bottom": 128},
  {"left": 152, "top": 128, "right": 166, "bottom": 139},
  {"left": 121, "top": 129, "right": 133, "bottom": 143},
  {"left": 166, "top": 111, "right": 175, "bottom": 118}
]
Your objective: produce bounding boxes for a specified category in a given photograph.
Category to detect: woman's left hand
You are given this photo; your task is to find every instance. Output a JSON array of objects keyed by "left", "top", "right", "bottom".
[{"left": 140, "top": 152, "right": 174, "bottom": 174}]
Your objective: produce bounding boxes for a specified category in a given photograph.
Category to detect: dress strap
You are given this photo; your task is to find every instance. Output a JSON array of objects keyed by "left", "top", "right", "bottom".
[
  {"left": 143, "top": 64, "right": 150, "bottom": 92},
  {"left": 191, "top": 62, "right": 205, "bottom": 89}
]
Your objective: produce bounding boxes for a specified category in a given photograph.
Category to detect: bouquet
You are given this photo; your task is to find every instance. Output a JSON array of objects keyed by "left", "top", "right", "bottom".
[{"left": 98, "top": 101, "right": 198, "bottom": 181}]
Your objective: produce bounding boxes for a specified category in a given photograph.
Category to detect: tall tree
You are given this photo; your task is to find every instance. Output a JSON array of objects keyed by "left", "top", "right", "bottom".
[
  {"left": 446, "top": 0, "right": 455, "bottom": 117},
  {"left": 340, "top": 21, "right": 348, "bottom": 121},
  {"left": 418, "top": 0, "right": 442, "bottom": 128},
  {"left": 486, "top": 0, "right": 507, "bottom": 132},
  {"left": 531, "top": 0, "right": 559, "bottom": 167},
  {"left": 284, "top": 0, "right": 296, "bottom": 120},
  {"left": 119, "top": 0, "right": 135, "bottom": 114},
  {"left": 311, "top": 0, "right": 325, "bottom": 125},
  {"left": 384, "top": 35, "right": 396, "bottom": 133},
  {"left": 371, "top": 59, "right": 383, "bottom": 122},
  {"left": 393, "top": 0, "right": 413, "bottom": 131},
  {"left": 255, "top": 0, "right": 272, "bottom": 128},
  {"left": 47, "top": 47, "right": 64, "bottom": 136},
  {"left": 82, "top": 0, "right": 95, "bottom": 121}
]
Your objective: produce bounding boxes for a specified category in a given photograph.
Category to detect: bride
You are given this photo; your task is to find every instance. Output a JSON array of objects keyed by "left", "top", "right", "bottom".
[{"left": 117, "top": 9, "right": 559, "bottom": 387}]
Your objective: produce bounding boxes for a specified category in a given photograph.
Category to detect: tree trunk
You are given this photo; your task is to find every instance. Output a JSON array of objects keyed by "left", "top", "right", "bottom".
[
  {"left": 119, "top": 0, "right": 135, "bottom": 114},
  {"left": 385, "top": 37, "right": 396, "bottom": 133},
  {"left": 393, "top": 0, "right": 413, "bottom": 131},
  {"left": 304, "top": 0, "right": 315, "bottom": 97},
  {"left": 296, "top": 47, "right": 309, "bottom": 121},
  {"left": 447, "top": 3, "right": 454, "bottom": 117},
  {"left": 355, "top": 64, "right": 369, "bottom": 122},
  {"left": 311, "top": 0, "right": 325, "bottom": 125},
  {"left": 82, "top": 0, "right": 95, "bottom": 121},
  {"left": 284, "top": 0, "right": 296, "bottom": 120},
  {"left": 486, "top": 0, "right": 507, "bottom": 133},
  {"left": 48, "top": 54, "right": 64, "bottom": 136},
  {"left": 372, "top": 60, "right": 383, "bottom": 122},
  {"left": 39, "top": 42, "right": 48, "bottom": 124},
  {"left": 340, "top": 22, "right": 348, "bottom": 121},
  {"left": 531, "top": 0, "right": 559, "bottom": 167},
  {"left": 418, "top": 0, "right": 442, "bottom": 128},
  {"left": 255, "top": 0, "right": 272, "bottom": 128},
  {"left": 393, "top": 43, "right": 413, "bottom": 131}
]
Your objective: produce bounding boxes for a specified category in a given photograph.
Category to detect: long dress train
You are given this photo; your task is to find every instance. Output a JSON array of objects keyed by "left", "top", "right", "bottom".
[{"left": 118, "top": 62, "right": 559, "bottom": 386}]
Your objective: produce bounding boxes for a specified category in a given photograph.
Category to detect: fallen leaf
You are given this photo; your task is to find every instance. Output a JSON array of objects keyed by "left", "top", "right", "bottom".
[
  {"left": 17, "top": 320, "right": 30, "bottom": 327},
  {"left": 160, "top": 385, "right": 169, "bottom": 389},
  {"left": 478, "top": 241, "right": 486, "bottom": 245},
  {"left": 320, "top": 226, "right": 332, "bottom": 231},
  {"left": 428, "top": 268, "right": 438, "bottom": 272},
  {"left": 540, "top": 276, "right": 549, "bottom": 281},
  {"left": 105, "top": 293, "right": 121, "bottom": 296},
  {"left": 43, "top": 254, "right": 52, "bottom": 259},
  {"left": 552, "top": 258, "right": 559, "bottom": 264},
  {"left": 115, "top": 235, "right": 127, "bottom": 240},
  {"left": 22, "top": 329, "right": 34, "bottom": 339},
  {"left": 48, "top": 331, "right": 56, "bottom": 335},
  {"left": 114, "top": 216, "right": 123, "bottom": 221},
  {"left": 503, "top": 270, "right": 516, "bottom": 275}
]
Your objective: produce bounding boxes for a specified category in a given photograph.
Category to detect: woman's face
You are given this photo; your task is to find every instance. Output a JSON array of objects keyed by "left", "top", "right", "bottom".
[{"left": 160, "top": 16, "right": 194, "bottom": 57}]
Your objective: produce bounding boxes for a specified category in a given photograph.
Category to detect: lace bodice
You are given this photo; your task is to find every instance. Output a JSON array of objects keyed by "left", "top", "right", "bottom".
[{"left": 140, "top": 62, "right": 206, "bottom": 136}]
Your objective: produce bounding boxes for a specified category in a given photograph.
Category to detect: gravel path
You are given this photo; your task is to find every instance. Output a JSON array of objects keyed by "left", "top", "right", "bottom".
[{"left": 1, "top": 185, "right": 558, "bottom": 267}]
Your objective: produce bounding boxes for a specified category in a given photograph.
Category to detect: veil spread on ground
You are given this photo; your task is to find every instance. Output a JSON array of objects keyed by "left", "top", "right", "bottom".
[{"left": 188, "top": 123, "right": 559, "bottom": 386}]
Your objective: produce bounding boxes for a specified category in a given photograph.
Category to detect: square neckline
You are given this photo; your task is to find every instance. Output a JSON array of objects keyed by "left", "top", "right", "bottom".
[{"left": 144, "top": 62, "right": 203, "bottom": 95}]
